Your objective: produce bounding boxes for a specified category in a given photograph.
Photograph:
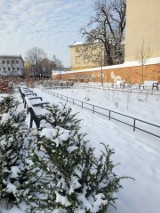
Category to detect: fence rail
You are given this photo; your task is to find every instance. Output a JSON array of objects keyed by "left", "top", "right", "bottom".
[
  {"left": 42, "top": 88, "right": 160, "bottom": 139},
  {"left": 41, "top": 84, "right": 160, "bottom": 96}
]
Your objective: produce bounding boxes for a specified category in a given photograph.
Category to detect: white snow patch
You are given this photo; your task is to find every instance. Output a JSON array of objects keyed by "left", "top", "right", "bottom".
[
  {"left": 67, "top": 145, "right": 78, "bottom": 153},
  {"left": 40, "top": 128, "right": 57, "bottom": 140},
  {"left": 1, "top": 113, "right": 11, "bottom": 124},
  {"left": 55, "top": 191, "right": 71, "bottom": 207},
  {"left": 6, "top": 182, "right": 17, "bottom": 196},
  {"left": 10, "top": 166, "right": 20, "bottom": 179}
]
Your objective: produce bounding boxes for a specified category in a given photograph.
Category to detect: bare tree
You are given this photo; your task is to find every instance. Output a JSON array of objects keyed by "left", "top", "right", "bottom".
[
  {"left": 41, "top": 56, "right": 64, "bottom": 79},
  {"left": 136, "top": 40, "right": 151, "bottom": 83},
  {"left": 25, "top": 47, "right": 47, "bottom": 79},
  {"left": 81, "top": 0, "right": 126, "bottom": 65},
  {"left": 52, "top": 55, "right": 64, "bottom": 71},
  {"left": 41, "top": 58, "right": 53, "bottom": 79}
]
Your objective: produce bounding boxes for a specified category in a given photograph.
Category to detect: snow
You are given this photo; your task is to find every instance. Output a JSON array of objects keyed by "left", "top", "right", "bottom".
[
  {"left": 10, "top": 166, "right": 20, "bottom": 179},
  {"left": 55, "top": 191, "right": 71, "bottom": 207},
  {"left": 40, "top": 127, "right": 57, "bottom": 140},
  {"left": 6, "top": 183, "right": 17, "bottom": 196},
  {"left": 1, "top": 113, "right": 11, "bottom": 125},
  {"left": 1, "top": 85, "right": 160, "bottom": 213},
  {"left": 69, "top": 176, "right": 81, "bottom": 194},
  {"left": 67, "top": 145, "right": 78, "bottom": 153},
  {"left": 69, "top": 41, "right": 84, "bottom": 46}
]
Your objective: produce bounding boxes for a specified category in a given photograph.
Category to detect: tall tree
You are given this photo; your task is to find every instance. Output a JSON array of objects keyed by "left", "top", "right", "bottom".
[
  {"left": 25, "top": 48, "right": 64, "bottom": 79},
  {"left": 25, "top": 47, "right": 47, "bottom": 79},
  {"left": 81, "top": 0, "right": 126, "bottom": 65},
  {"left": 52, "top": 54, "right": 64, "bottom": 71}
]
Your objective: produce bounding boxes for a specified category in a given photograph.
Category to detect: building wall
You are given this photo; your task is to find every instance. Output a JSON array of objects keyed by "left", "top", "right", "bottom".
[
  {"left": 0, "top": 55, "right": 24, "bottom": 77},
  {"left": 125, "top": 0, "right": 160, "bottom": 62},
  {"left": 69, "top": 42, "right": 104, "bottom": 70},
  {"left": 52, "top": 63, "right": 160, "bottom": 84}
]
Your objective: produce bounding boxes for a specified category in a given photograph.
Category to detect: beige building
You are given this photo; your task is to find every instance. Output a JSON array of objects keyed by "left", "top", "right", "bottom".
[
  {"left": 125, "top": 0, "right": 160, "bottom": 62},
  {"left": 69, "top": 41, "right": 105, "bottom": 70}
]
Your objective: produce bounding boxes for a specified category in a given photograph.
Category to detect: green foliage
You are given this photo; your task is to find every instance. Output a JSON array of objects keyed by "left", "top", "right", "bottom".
[
  {"left": 0, "top": 96, "right": 19, "bottom": 114},
  {"left": 25, "top": 105, "right": 127, "bottom": 212},
  {"left": 0, "top": 96, "right": 29, "bottom": 206},
  {"left": 41, "top": 103, "right": 81, "bottom": 130},
  {"left": 0, "top": 96, "right": 130, "bottom": 213}
]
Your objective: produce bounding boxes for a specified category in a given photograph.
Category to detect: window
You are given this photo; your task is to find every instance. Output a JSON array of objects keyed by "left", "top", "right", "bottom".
[
  {"left": 76, "top": 56, "right": 80, "bottom": 64},
  {"left": 16, "top": 60, "right": 19, "bottom": 64},
  {"left": 12, "top": 60, "right": 14, "bottom": 64},
  {"left": 3, "top": 67, "right": 5, "bottom": 71},
  {"left": 8, "top": 67, "right": 10, "bottom": 71},
  {"left": 17, "top": 67, "right": 19, "bottom": 70},
  {"left": 7, "top": 60, "right": 9, "bottom": 64},
  {"left": 75, "top": 47, "right": 79, "bottom": 52},
  {"left": 13, "top": 67, "right": 15, "bottom": 70},
  {"left": 2, "top": 60, "right": 5, "bottom": 64}
]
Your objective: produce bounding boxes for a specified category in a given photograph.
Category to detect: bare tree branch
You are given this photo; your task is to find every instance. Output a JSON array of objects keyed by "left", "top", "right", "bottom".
[
  {"left": 81, "top": 0, "right": 126, "bottom": 65},
  {"left": 136, "top": 40, "right": 151, "bottom": 83}
]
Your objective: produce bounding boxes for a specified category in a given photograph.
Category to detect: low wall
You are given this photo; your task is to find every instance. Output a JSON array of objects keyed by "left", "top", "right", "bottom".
[{"left": 52, "top": 63, "right": 160, "bottom": 84}]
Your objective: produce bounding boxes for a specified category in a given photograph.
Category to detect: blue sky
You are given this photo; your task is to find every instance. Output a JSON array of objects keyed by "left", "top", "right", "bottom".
[{"left": 0, "top": 0, "right": 95, "bottom": 67}]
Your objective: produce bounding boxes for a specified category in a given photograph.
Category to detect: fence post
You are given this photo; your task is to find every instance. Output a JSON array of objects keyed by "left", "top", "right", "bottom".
[
  {"left": 93, "top": 105, "right": 95, "bottom": 113},
  {"left": 109, "top": 110, "right": 111, "bottom": 120},
  {"left": 82, "top": 102, "right": 83, "bottom": 109},
  {"left": 73, "top": 99, "right": 74, "bottom": 105},
  {"left": 133, "top": 118, "right": 136, "bottom": 131}
]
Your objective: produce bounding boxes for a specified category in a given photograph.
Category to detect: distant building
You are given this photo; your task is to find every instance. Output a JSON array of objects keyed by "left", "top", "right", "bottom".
[
  {"left": 69, "top": 41, "right": 105, "bottom": 71},
  {"left": 0, "top": 55, "right": 24, "bottom": 77}
]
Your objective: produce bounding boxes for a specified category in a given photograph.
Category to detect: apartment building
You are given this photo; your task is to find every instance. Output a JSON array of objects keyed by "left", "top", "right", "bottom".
[{"left": 0, "top": 55, "right": 24, "bottom": 77}]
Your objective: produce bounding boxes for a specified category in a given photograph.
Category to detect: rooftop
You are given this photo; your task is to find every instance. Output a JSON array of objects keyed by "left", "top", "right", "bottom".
[{"left": 0, "top": 55, "right": 23, "bottom": 59}]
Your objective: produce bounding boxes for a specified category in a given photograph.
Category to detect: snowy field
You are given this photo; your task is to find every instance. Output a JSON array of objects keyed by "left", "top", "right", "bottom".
[{"left": 1, "top": 86, "right": 160, "bottom": 213}]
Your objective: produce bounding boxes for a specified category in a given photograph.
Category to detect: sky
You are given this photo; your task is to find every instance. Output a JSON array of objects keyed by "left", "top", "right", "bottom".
[{"left": 0, "top": 0, "right": 95, "bottom": 67}]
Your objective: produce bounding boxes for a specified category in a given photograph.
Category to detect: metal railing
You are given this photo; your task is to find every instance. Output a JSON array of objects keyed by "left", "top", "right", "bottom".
[
  {"left": 41, "top": 84, "right": 160, "bottom": 97},
  {"left": 42, "top": 89, "right": 160, "bottom": 139}
]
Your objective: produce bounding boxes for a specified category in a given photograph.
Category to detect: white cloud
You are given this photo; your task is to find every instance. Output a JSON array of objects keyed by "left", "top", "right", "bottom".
[{"left": 0, "top": 0, "right": 94, "bottom": 66}]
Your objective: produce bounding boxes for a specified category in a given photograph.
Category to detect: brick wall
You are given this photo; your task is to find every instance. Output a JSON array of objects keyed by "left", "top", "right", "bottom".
[{"left": 53, "top": 63, "right": 160, "bottom": 83}]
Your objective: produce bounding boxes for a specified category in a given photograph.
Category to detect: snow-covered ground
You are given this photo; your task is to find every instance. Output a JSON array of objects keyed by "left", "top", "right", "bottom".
[{"left": 1, "top": 86, "right": 160, "bottom": 213}]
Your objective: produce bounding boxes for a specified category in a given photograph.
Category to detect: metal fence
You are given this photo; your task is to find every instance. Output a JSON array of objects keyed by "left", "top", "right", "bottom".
[{"left": 42, "top": 89, "right": 160, "bottom": 139}]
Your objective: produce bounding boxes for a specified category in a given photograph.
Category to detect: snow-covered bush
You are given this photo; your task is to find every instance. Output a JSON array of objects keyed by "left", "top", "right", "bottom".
[
  {"left": 0, "top": 96, "right": 18, "bottom": 114},
  {"left": 0, "top": 97, "right": 128, "bottom": 212},
  {"left": 25, "top": 106, "right": 126, "bottom": 212},
  {"left": 41, "top": 103, "right": 81, "bottom": 130},
  {"left": 0, "top": 96, "right": 30, "bottom": 206}
]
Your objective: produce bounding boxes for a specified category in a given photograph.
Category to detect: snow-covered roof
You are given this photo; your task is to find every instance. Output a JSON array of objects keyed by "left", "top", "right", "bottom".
[
  {"left": 69, "top": 41, "right": 84, "bottom": 47},
  {"left": 0, "top": 55, "right": 22, "bottom": 58},
  {"left": 0, "top": 55, "right": 24, "bottom": 61}
]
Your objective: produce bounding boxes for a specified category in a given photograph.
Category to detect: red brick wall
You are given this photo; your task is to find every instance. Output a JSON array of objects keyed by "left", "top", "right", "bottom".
[{"left": 53, "top": 63, "right": 160, "bottom": 83}]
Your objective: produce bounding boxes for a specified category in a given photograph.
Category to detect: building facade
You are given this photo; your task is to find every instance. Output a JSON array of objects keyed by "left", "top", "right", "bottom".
[
  {"left": 0, "top": 55, "right": 24, "bottom": 77},
  {"left": 69, "top": 41, "right": 105, "bottom": 70},
  {"left": 125, "top": 0, "right": 160, "bottom": 62}
]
